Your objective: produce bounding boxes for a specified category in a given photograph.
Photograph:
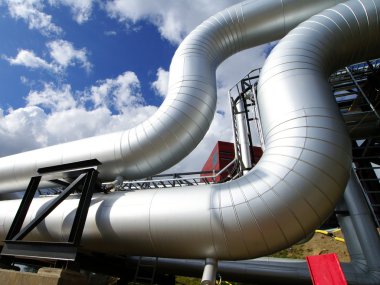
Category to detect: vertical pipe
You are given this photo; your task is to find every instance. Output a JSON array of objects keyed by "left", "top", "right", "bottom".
[
  {"left": 201, "top": 258, "right": 218, "bottom": 285},
  {"left": 236, "top": 97, "right": 252, "bottom": 174},
  {"left": 335, "top": 199, "right": 366, "bottom": 263},
  {"left": 344, "top": 169, "right": 380, "bottom": 270},
  {"left": 251, "top": 86, "right": 266, "bottom": 150}
]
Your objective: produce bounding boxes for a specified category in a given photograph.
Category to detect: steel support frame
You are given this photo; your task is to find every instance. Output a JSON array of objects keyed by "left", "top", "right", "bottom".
[{"left": 1, "top": 165, "right": 98, "bottom": 262}]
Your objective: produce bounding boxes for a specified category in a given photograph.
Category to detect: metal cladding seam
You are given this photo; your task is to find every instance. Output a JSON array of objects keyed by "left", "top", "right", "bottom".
[
  {"left": 0, "top": 0, "right": 343, "bottom": 193},
  {"left": 0, "top": 0, "right": 377, "bottom": 260}
]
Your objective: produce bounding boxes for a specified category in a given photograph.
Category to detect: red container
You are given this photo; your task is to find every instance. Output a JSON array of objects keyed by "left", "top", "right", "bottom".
[{"left": 201, "top": 141, "right": 262, "bottom": 183}]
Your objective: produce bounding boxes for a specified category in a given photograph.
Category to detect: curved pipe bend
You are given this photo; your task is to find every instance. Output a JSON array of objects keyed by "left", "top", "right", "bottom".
[
  {"left": 0, "top": 0, "right": 342, "bottom": 192},
  {"left": 0, "top": 0, "right": 379, "bottom": 261}
]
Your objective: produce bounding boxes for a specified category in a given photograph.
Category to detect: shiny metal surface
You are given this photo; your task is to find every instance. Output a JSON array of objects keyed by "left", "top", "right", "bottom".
[
  {"left": 235, "top": 98, "right": 252, "bottom": 173},
  {"left": 343, "top": 169, "right": 380, "bottom": 272},
  {"left": 0, "top": 0, "right": 342, "bottom": 193},
  {"left": 141, "top": 173, "right": 380, "bottom": 285},
  {"left": 1, "top": 0, "right": 377, "bottom": 261},
  {"left": 201, "top": 258, "right": 218, "bottom": 285}
]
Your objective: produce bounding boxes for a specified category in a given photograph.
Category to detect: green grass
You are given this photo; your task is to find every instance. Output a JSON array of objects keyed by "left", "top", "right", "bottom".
[{"left": 176, "top": 276, "right": 242, "bottom": 285}]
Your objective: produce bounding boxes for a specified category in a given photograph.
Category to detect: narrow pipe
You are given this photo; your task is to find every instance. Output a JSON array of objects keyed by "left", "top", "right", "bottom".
[
  {"left": 201, "top": 258, "right": 218, "bottom": 285},
  {"left": 235, "top": 97, "right": 252, "bottom": 173}
]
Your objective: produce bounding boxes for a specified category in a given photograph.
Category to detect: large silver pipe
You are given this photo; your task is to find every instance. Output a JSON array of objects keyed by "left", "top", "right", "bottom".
[
  {"left": 1, "top": 0, "right": 378, "bottom": 261},
  {"left": 0, "top": 0, "right": 343, "bottom": 193},
  {"left": 148, "top": 172, "right": 380, "bottom": 285}
]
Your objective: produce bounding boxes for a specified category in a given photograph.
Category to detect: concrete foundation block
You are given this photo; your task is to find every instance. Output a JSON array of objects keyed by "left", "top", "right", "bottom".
[{"left": 0, "top": 267, "right": 89, "bottom": 285}]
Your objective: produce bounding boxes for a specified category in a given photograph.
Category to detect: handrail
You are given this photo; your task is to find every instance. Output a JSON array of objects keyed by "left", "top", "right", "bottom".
[{"left": 117, "top": 157, "right": 239, "bottom": 190}]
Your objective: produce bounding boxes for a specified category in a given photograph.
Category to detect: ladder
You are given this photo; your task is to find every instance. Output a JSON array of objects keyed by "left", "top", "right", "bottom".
[
  {"left": 330, "top": 59, "right": 380, "bottom": 227},
  {"left": 132, "top": 256, "right": 158, "bottom": 285},
  {"left": 230, "top": 96, "right": 244, "bottom": 177},
  {"left": 228, "top": 68, "right": 265, "bottom": 176},
  {"left": 352, "top": 137, "right": 380, "bottom": 227}
]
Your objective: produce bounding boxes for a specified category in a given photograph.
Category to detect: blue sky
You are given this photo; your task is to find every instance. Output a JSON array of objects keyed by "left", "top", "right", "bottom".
[
  {"left": 0, "top": 1, "right": 175, "bottom": 109},
  {"left": 0, "top": 0, "right": 270, "bottom": 171}
]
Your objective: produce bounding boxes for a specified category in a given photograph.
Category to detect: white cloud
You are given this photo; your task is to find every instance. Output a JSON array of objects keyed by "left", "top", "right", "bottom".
[
  {"left": 104, "top": 30, "right": 117, "bottom": 36},
  {"left": 0, "top": 104, "right": 157, "bottom": 156},
  {"left": 2, "top": 49, "right": 54, "bottom": 71},
  {"left": 167, "top": 110, "right": 234, "bottom": 173},
  {"left": 216, "top": 46, "right": 271, "bottom": 88},
  {"left": 0, "top": 106, "right": 48, "bottom": 155},
  {"left": 43, "top": 105, "right": 157, "bottom": 145},
  {"left": 26, "top": 83, "right": 77, "bottom": 112},
  {"left": 2, "top": 40, "right": 92, "bottom": 73},
  {"left": 90, "top": 71, "right": 143, "bottom": 112},
  {"left": 0, "top": 71, "right": 158, "bottom": 156},
  {"left": 43, "top": 107, "right": 112, "bottom": 144},
  {"left": 48, "top": 0, "right": 93, "bottom": 24},
  {"left": 2, "top": 0, "right": 94, "bottom": 37},
  {"left": 105, "top": 0, "right": 241, "bottom": 44},
  {"left": 6, "top": 0, "right": 62, "bottom": 36},
  {"left": 151, "top": 67, "right": 169, "bottom": 97},
  {"left": 47, "top": 40, "right": 92, "bottom": 73}
]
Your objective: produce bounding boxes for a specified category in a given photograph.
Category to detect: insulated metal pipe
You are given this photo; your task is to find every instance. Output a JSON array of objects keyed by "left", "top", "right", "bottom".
[
  {"left": 343, "top": 169, "right": 380, "bottom": 271},
  {"left": 0, "top": 0, "right": 343, "bottom": 193},
  {"left": 335, "top": 199, "right": 365, "bottom": 264},
  {"left": 235, "top": 98, "right": 252, "bottom": 173},
  {"left": 153, "top": 173, "right": 380, "bottom": 285},
  {"left": 201, "top": 258, "right": 218, "bottom": 285},
  {"left": 0, "top": 0, "right": 378, "bottom": 261}
]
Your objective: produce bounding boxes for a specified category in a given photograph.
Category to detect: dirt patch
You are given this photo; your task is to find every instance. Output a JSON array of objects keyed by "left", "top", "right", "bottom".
[{"left": 271, "top": 229, "right": 350, "bottom": 262}]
